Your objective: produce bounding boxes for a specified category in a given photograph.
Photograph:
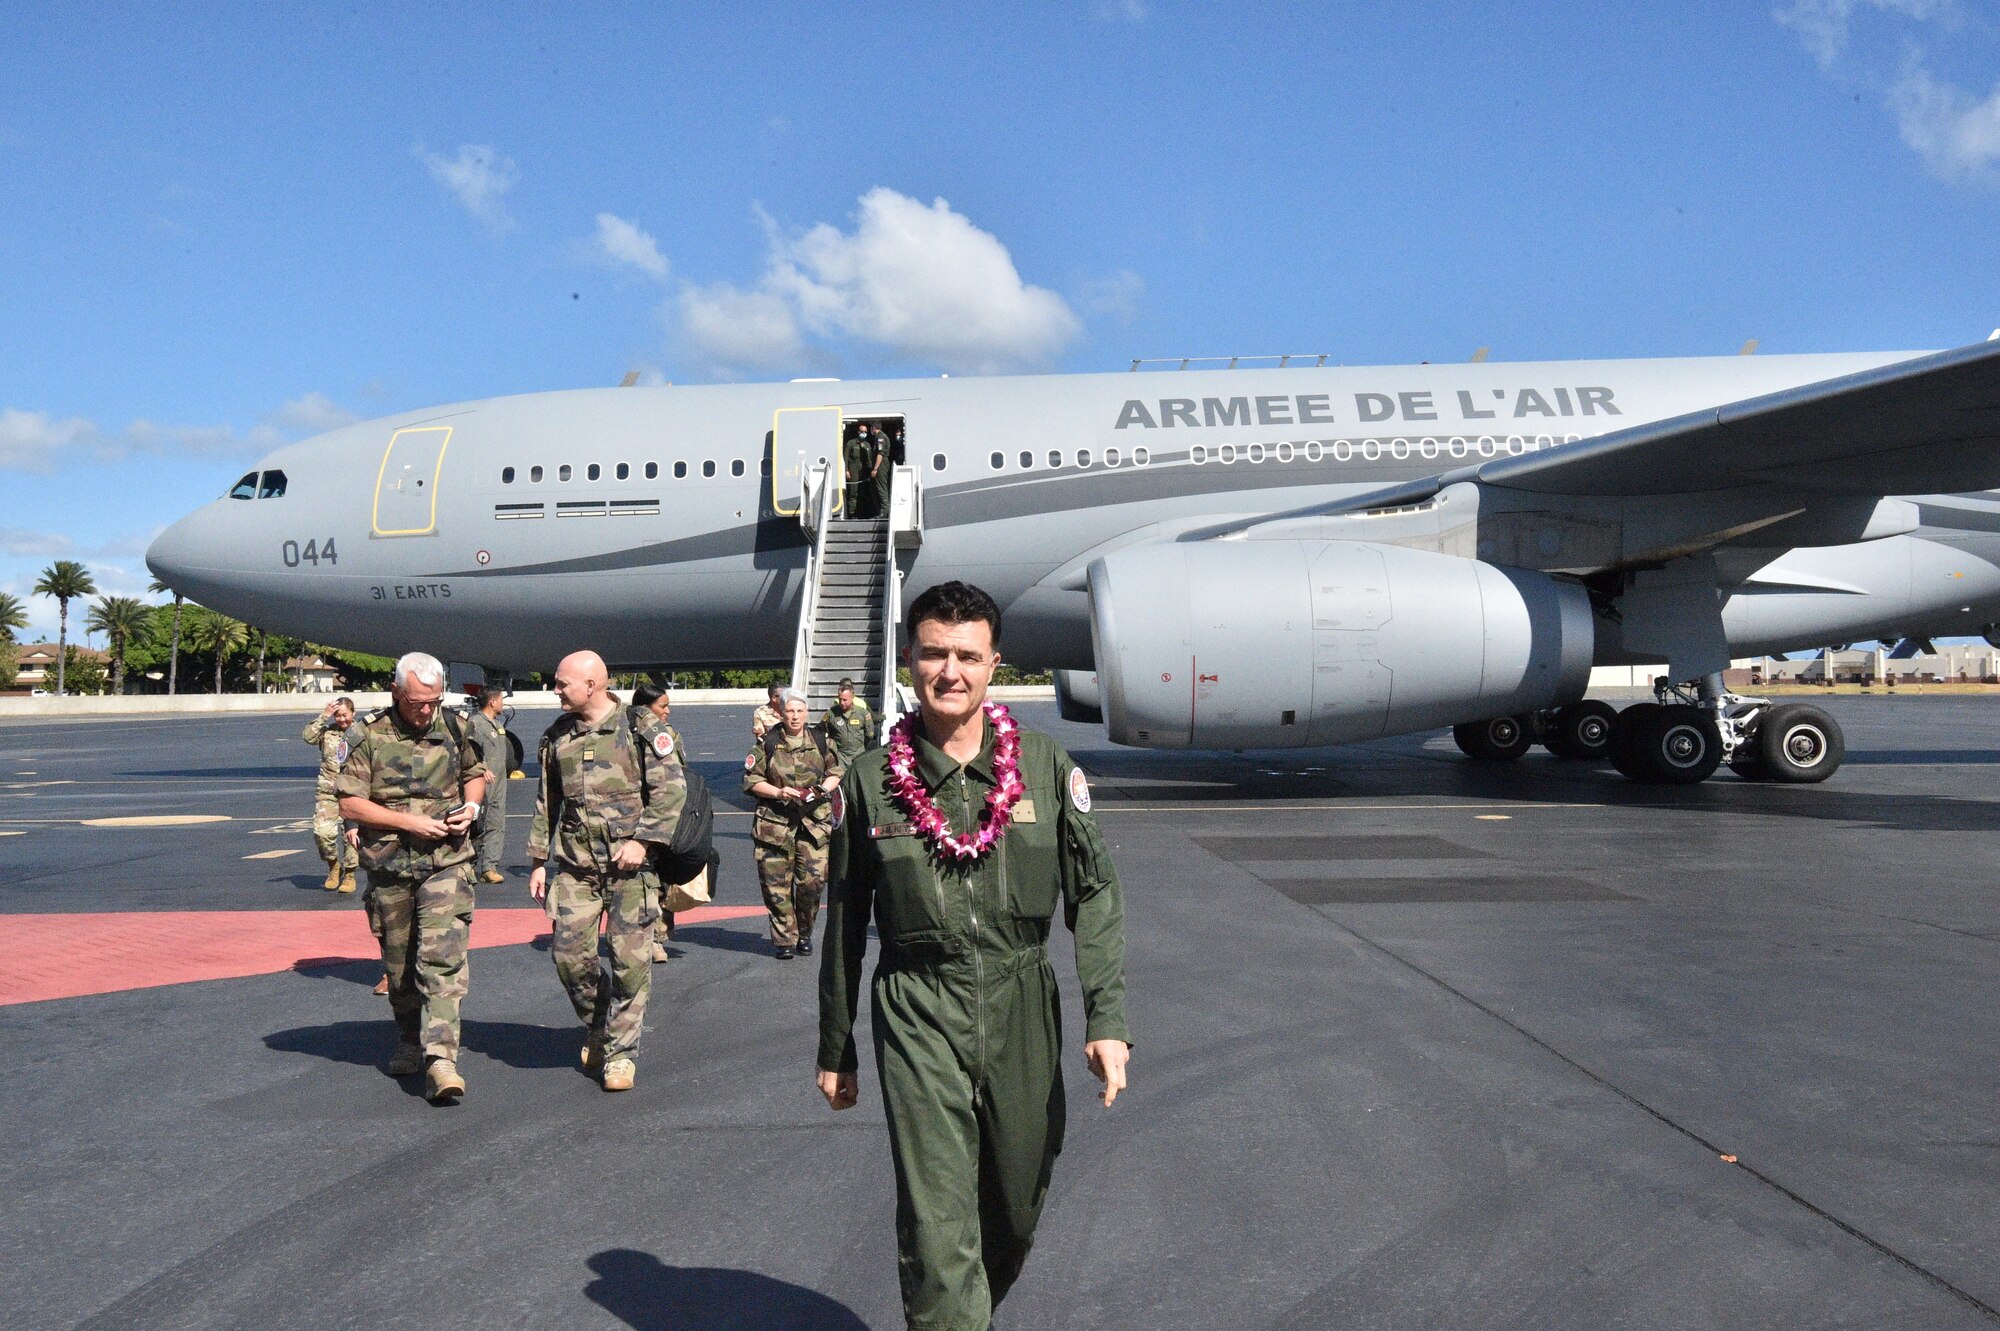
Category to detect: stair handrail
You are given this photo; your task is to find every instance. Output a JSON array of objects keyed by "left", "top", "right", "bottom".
[{"left": 788, "top": 460, "right": 839, "bottom": 695}]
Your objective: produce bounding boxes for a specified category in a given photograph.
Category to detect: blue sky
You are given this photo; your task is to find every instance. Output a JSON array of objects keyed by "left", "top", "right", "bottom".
[{"left": 3, "top": 1, "right": 1997, "bottom": 640}]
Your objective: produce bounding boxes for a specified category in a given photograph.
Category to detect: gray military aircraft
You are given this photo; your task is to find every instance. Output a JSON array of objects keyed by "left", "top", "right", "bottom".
[{"left": 147, "top": 337, "right": 2000, "bottom": 785}]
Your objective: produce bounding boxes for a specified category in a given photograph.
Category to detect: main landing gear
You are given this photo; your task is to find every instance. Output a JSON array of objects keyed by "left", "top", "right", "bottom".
[{"left": 1452, "top": 676, "right": 1844, "bottom": 785}]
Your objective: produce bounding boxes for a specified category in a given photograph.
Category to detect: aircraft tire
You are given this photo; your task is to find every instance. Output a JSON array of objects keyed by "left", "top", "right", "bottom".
[
  {"left": 1757, "top": 703, "right": 1844, "bottom": 783},
  {"left": 1632, "top": 705, "right": 1724, "bottom": 785},
  {"left": 1545, "top": 700, "right": 1617, "bottom": 760},
  {"left": 1608, "top": 703, "right": 1663, "bottom": 780},
  {"left": 1728, "top": 752, "right": 1774, "bottom": 781},
  {"left": 1452, "top": 715, "right": 1534, "bottom": 762}
]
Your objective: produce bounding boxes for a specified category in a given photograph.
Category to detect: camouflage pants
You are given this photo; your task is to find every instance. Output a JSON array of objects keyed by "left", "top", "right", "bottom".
[
  {"left": 754, "top": 828, "right": 828, "bottom": 948},
  {"left": 312, "top": 789, "right": 357, "bottom": 870},
  {"left": 473, "top": 776, "right": 507, "bottom": 875},
  {"left": 365, "top": 864, "right": 474, "bottom": 1060},
  {"left": 548, "top": 868, "right": 656, "bottom": 1058}
]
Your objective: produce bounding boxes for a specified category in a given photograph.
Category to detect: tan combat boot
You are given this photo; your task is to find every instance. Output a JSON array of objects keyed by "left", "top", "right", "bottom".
[
  {"left": 580, "top": 1032, "right": 604, "bottom": 1073},
  {"left": 337, "top": 865, "right": 358, "bottom": 893},
  {"left": 385, "top": 1044, "right": 424, "bottom": 1076},
  {"left": 650, "top": 940, "right": 669, "bottom": 963},
  {"left": 322, "top": 863, "right": 342, "bottom": 890},
  {"left": 479, "top": 869, "right": 505, "bottom": 885},
  {"left": 372, "top": 973, "right": 390, "bottom": 996},
  {"left": 601, "top": 1057, "right": 635, "bottom": 1092},
  {"left": 426, "top": 1058, "right": 465, "bottom": 1103}
]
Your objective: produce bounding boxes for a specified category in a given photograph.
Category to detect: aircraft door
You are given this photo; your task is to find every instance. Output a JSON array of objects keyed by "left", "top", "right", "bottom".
[
  {"left": 769, "top": 407, "right": 843, "bottom": 517},
  {"left": 372, "top": 426, "right": 453, "bottom": 536}
]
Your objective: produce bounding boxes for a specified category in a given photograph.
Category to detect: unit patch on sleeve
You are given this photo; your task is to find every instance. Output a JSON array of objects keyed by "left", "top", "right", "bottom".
[
  {"left": 653, "top": 731, "right": 674, "bottom": 758},
  {"left": 1068, "top": 767, "right": 1092, "bottom": 813}
]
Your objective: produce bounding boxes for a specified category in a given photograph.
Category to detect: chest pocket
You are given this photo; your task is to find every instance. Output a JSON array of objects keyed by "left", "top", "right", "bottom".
[
  {"left": 869, "top": 828, "right": 950, "bottom": 939},
  {"left": 1002, "top": 782, "right": 1062, "bottom": 920}
]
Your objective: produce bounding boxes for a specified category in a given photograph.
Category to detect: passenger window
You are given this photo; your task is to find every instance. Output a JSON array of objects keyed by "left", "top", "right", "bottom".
[
  {"left": 990, "top": 452, "right": 1004, "bottom": 470},
  {"left": 559, "top": 464, "right": 573, "bottom": 482},
  {"left": 228, "top": 472, "right": 258, "bottom": 500},
  {"left": 615, "top": 462, "right": 630, "bottom": 481},
  {"left": 673, "top": 461, "right": 687, "bottom": 479},
  {"left": 1048, "top": 450, "right": 1062, "bottom": 468},
  {"left": 731, "top": 459, "right": 745, "bottom": 477},
  {"left": 1134, "top": 446, "right": 1150, "bottom": 465},
  {"left": 502, "top": 466, "right": 515, "bottom": 484},
  {"left": 644, "top": 462, "right": 658, "bottom": 479},
  {"left": 530, "top": 465, "right": 544, "bottom": 483},
  {"left": 1019, "top": 450, "right": 1033, "bottom": 469},
  {"left": 258, "top": 470, "right": 287, "bottom": 498},
  {"left": 702, "top": 460, "right": 716, "bottom": 478},
  {"left": 1105, "top": 448, "right": 1120, "bottom": 467},
  {"left": 1076, "top": 450, "right": 1091, "bottom": 467},
  {"left": 932, "top": 453, "right": 946, "bottom": 471},
  {"left": 587, "top": 463, "right": 602, "bottom": 481}
]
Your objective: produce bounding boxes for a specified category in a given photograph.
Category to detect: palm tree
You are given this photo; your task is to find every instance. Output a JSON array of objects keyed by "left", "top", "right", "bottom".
[
  {"left": 86, "top": 596, "right": 151, "bottom": 695},
  {"left": 183, "top": 607, "right": 249, "bottom": 693},
  {"left": 148, "top": 577, "right": 185, "bottom": 694},
  {"left": 0, "top": 592, "right": 27, "bottom": 641},
  {"left": 32, "top": 560, "right": 97, "bottom": 696}
]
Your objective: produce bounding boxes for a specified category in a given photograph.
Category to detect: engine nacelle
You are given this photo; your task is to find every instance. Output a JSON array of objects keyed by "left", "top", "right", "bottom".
[
  {"left": 1088, "top": 539, "right": 1593, "bottom": 749},
  {"left": 1053, "top": 669, "right": 1103, "bottom": 724}
]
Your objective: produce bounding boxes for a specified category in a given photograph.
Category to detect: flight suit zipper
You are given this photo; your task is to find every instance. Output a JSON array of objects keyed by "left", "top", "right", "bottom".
[{"left": 960, "top": 769, "right": 986, "bottom": 1086}]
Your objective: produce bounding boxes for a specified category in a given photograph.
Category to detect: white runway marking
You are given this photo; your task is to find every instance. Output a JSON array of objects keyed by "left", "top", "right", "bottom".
[{"left": 243, "top": 848, "right": 306, "bottom": 860}]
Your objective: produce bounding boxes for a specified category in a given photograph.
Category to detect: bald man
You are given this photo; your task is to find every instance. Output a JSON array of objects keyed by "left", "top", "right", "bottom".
[{"left": 528, "top": 652, "right": 688, "bottom": 1091}]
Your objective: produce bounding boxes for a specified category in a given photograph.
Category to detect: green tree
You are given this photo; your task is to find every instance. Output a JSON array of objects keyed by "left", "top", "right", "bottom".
[
  {"left": 32, "top": 560, "right": 97, "bottom": 695},
  {"left": 0, "top": 591, "right": 27, "bottom": 641},
  {"left": 86, "top": 596, "right": 151, "bottom": 695},
  {"left": 148, "top": 577, "right": 185, "bottom": 695},
  {"left": 55, "top": 645, "right": 107, "bottom": 696},
  {"left": 182, "top": 606, "right": 249, "bottom": 693},
  {"left": 0, "top": 639, "right": 17, "bottom": 690}
]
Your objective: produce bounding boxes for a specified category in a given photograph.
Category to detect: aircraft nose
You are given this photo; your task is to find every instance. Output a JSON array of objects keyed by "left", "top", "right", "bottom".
[{"left": 145, "top": 507, "right": 233, "bottom": 605}]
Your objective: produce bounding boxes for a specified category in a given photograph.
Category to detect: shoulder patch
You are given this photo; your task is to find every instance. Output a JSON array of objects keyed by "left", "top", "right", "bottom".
[
  {"left": 653, "top": 730, "right": 674, "bottom": 759},
  {"left": 828, "top": 786, "right": 845, "bottom": 830},
  {"left": 334, "top": 738, "right": 349, "bottom": 766},
  {"left": 744, "top": 753, "right": 758, "bottom": 771},
  {"left": 1068, "top": 766, "right": 1092, "bottom": 814}
]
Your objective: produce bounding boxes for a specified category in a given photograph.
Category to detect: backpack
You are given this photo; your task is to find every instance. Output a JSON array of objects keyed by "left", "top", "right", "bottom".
[{"left": 624, "top": 706, "right": 716, "bottom": 889}]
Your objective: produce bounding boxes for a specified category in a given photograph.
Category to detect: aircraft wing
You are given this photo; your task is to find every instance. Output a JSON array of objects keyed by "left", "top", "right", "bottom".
[{"left": 1196, "top": 337, "right": 2000, "bottom": 540}]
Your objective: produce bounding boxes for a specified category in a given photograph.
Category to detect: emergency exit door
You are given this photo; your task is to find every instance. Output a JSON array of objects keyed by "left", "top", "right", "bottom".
[
  {"left": 372, "top": 426, "right": 453, "bottom": 536},
  {"left": 769, "top": 406, "right": 843, "bottom": 517}
]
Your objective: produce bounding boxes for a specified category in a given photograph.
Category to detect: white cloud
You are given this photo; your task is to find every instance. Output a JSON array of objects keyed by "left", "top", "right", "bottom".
[
  {"left": 417, "top": 143, "right": 519, "bottom": 230},
  {"left": 1889, "top": 64, "right": 2000, "bottom": 181},
  {"left": 682, "top": 188, "right": 1081, "bottom": 375},
  {"left": 0, "top": 527, "right": 77, "bottom": 558},
  {"left": 0, "top": 409, "right": 98, "bottom": 472},
  {"left": 1076, "top": 269, "right": 1146, "bottom": 323},
  {"left": 679, "top": 283, "right": 806, "bottom": 371},
  {"left": 1774, "top": 0, "right": 1958, "bottom": 69},
  {"left": 593, "top": 213, "right": 670, "bottom": 279},
  {"left": 0, "top": 392, "right": 360, "bottom": 473}
]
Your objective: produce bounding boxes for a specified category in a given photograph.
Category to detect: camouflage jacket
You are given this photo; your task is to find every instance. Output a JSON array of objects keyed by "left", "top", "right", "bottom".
[
  {"left": 751, "top": 703, "right": 781, "bottom": 739},
  {"left": 464, "top": 709, "right": 511, "bottom": 778},
  {"left": 529, "top": 705, "right": 686, "bottom": 873},
  {"left": 817, "top": 699, "right": 877, "bottom": 762},
  {"left": 335, "top": 707, "right": 488, "bottom": 876},
  {"left": 744, "top": 728, "right": 845, "bottom": 845},
  {"left": 302, "top": 715, "right": 351, "bottom": 792}
]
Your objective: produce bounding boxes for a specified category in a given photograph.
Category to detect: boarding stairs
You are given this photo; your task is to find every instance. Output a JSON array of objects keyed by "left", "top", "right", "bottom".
[{"left": 786, "top": 449, "right": 923, "bottom": 735}]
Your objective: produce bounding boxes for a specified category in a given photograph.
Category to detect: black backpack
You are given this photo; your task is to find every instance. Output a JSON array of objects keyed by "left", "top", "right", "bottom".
[{"left": 624, "top": 707, "right": 716, "bottom": 890}]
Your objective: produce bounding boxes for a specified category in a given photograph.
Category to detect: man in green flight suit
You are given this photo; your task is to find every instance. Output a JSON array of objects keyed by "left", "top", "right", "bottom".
[
  {"left": 529, "top": 650, "right": 686, "bottom": 1092},
  {"left": 843, "top": 422, "right": 876, "bottom": 518},
  {"left": 464, "top": 686, "right": 513, "bottom": 885},
  {"left": 817, "top": 581, "right": 1132, "bottom": 1331},
  {"left": 337, "top": 652, "right": 490, "bottom": 1103},
  {"left": 817, "top": 676, "right": 877, "bottom": 764}
]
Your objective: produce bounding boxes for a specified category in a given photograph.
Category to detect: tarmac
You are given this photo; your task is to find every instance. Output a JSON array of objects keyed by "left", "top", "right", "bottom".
[{"left": 1, "top": 695, "right": 1996, "bottom": 1330}]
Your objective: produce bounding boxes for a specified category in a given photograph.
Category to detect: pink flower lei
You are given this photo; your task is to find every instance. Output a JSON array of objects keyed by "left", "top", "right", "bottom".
[{"left": 885, "top": 702, "right": 1026, "bottom": 862}]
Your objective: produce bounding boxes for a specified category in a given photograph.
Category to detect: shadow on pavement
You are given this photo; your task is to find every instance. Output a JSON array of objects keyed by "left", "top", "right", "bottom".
[
  {"left": 291, "top": 957, "right": 379, "bottom": 986},
  {"left": 265, "top": 1019, "right": 578, "bottom": 1070},
  {"left": 583, "top": 1249, "right": 866, "bottom": 1330},
  {"left": 669, "top": 924, "right": 773, "bottom": 956}
]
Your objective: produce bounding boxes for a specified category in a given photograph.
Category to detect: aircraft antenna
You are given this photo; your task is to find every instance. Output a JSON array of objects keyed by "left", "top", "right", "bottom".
[
  {"left": 1470, "top": 347, "right": 1490, "bottom": 363},
  {"left": 619, "top": 371, "right": 640, "bottom": 387},
  {"left": 1739, "top": 339, "right": 1759, "bottom": 356}
]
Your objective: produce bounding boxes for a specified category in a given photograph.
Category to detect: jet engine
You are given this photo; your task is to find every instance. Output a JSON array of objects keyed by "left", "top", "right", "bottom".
[{"left": 1087, "top": 539, "right": 1594, "bottom": 749}]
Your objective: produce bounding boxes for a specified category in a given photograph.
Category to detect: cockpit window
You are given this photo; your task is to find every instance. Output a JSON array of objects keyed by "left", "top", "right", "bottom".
[
  {"left": 258, "top": 470, "right": 287, "bottom": 498},
  {"left": 228, "top": 472, "right": 258, "bottom": 500}
]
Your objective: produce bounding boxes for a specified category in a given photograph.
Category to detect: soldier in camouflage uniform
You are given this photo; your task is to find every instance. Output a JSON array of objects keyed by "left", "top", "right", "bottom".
[
  {"left": 750, "top": 682, "right": 784, "bottom": 741},
  {"left": 464, "top": 686, "right": 512, "bottom": 884},
  {"left": 818, "top": 677, "right": 878, "bottom": 764},
  {"left": 529, "top": 651, "right": 686, "bottom": 1092},
  {"left": 744, "top": 689, "right": 844, "bottom": 959},
  {"left": 302, "top": 696, "right": 359, "bottom": 891},
  {"left": 632, "top": 683, "right": 687, "bottom": 962},
  {"left": 337, "top": 653, "right": 489, "bottom": 1104}
]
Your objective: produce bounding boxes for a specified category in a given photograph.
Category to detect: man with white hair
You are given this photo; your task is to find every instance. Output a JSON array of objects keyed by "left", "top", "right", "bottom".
[
  {"left": 338, "top": 651, "right": 490, "bottom": 1103},
  {"left": 744, "top": 686, "right": 843, "bottom": 959}
]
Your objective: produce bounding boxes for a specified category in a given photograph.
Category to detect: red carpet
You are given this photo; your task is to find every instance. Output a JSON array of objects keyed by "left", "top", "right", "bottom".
[{"left": 0, "top": 904, "right": 768, "bottom": 1006}]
